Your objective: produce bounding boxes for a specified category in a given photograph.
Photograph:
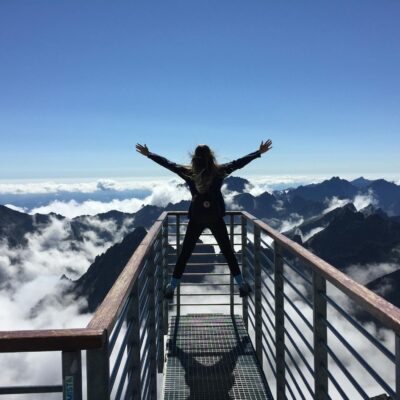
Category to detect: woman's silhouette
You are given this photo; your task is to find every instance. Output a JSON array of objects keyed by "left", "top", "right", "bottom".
[{"left": 136, "top": 140, "right": 272, "bottom": 299}]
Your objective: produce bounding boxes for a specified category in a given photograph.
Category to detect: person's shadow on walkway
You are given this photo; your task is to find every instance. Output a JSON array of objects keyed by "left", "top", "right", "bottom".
[{"left": 169, "top": 317, "right": 252, "bottom": 399}]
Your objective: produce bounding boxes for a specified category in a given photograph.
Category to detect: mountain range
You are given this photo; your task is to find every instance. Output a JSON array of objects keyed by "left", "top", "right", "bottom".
[{"left": 1, "top": 175, "right": 399, "bottom": 318}]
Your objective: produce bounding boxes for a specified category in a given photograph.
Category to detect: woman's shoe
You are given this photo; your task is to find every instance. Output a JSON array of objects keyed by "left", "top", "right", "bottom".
[
  {"left": 239, "top": 281, "right": 252, "bottom": 298},
  {"left": 164, "top": 283, "right": 175, "bottom": 300}
]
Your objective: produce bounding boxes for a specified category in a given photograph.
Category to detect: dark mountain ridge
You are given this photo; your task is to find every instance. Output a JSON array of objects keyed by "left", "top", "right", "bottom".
[{"left": 305, "top": 206, "right": 400, "bottom": 269}]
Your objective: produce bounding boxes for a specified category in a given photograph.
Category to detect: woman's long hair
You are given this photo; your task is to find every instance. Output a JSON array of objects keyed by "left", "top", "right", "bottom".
[{"left": 187, "top": 144, "right": 225, "bottom": 193}]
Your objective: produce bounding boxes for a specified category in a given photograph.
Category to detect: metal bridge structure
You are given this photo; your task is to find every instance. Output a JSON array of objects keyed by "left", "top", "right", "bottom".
[{"left": 0, "top": 210, "right": 399, "bottom": 399}]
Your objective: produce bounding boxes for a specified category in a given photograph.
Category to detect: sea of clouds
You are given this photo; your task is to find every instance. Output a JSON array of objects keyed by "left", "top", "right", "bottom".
[
  {"left": 0, "top": 175, "right": 326, "bottom": 218},
  {"left": 0, "top": 175, "right": 398, "bottom": 398}
]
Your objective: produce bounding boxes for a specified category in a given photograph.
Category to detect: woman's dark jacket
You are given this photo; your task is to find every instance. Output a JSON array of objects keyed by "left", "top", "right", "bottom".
[{"left": 146, "top": 150, "right": 261, "bottom": 219}]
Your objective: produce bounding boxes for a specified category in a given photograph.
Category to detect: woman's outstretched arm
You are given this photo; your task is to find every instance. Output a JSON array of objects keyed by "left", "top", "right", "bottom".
[
  {"left": 221, "top": 139, "right": 272, "bottom": 176},
  {"left": 136, "top": 143, "right": 190, "bottom": 181}
]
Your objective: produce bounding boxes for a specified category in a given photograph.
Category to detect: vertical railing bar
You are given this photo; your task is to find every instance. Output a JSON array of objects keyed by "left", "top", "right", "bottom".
[
  {"left": 156, "top": 227, "right": 165, "bottom": 373},
  {"left": 230, "top": 214, "right": 235, "bottom": 317},
  {"left": 147, "top": 243, "right": 157, "bottom": 400},
  {"left": 124, "top": 281, "right": 141, "bottom": 400},
  {"left": 313, "top": 271, "right": 328, "bottom": 399},
  {"left": 62, "top": 350, "right": 82, "bottom": 400},
  {"left": 241, "top": 215, "right": 249, "bottom": 330},
  {"left": 176, "top": 214, "right": 181, "bottom": 318},
  {"left": 274, "top": 240, "right": 286, "bottom": 400},
  {"left": 254, "top": 224, "right": 263, "bottom": 365},
  {"left": 163, "top": 216, "right": 169, "bottom": 335},
  {"left": 87, "top": 334, "right": 110, "bottom": 400},
  {"left": 396, "top": 334, "right": 400, "bottom": 400}
]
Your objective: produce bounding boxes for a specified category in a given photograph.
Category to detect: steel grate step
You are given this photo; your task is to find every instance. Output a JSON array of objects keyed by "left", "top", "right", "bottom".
[{"left": 162, "top": 313, "right": 273, "bottom": 400}]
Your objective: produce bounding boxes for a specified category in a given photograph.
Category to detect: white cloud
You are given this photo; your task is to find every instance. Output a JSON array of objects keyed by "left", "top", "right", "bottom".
[
  {"left": 301, "top": 226, "right": 325, "bottom": 242},
  {"left": 145, "top": 180, "right": 191, "bottom": 207},
  {"left": 0, "top": 178, "right": 169, "bottom": 195},
  {"left": 322, "top": 189, "right": 378, "bottom": 215},
  {"left": 0, "top": 213, "right": 141, "bottom": 398},
  {"left": 322, "top": 196, "right": 351, "bottom": 214},
  {"left": 279, "top": 214, "right": 304, "bottom": 233},
  {"left": 221, "top": 184, "right": 244, "bottom": 211},
  {"left": 3, "top": 204, "right": 27, "bottom": 213},
  {"left": 243, "top": 175, "right": 328, "bottom": 193},
  {"left": 31, "top": 198, "right": 144, "bottom": 218},
  {"left": 353, "top": 189, "right": 378, "bottom": 211},
  {"left": 23, "top": 179, "right": 192, "bottom": 218},
  {"left": 345, "top": 262, "right": 400, "bottom": 285}
]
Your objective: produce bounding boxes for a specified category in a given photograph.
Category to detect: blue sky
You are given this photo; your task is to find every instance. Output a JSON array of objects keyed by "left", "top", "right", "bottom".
[{"left": 0, "top": 1, "right": 399, "bottom": 179}]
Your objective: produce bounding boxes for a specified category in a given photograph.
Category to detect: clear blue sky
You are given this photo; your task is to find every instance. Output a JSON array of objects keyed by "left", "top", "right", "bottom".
[{"left": 0, "top": 1, "right": 399, "bottom": 179}]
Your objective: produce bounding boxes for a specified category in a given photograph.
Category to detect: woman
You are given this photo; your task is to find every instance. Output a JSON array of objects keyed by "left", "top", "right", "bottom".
[{"left": 136, "top": 140, "right": 273, "bottom": 299}]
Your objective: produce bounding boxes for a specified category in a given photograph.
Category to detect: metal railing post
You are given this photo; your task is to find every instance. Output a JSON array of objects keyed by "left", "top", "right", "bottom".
[
  {"left": 163, "top": 216, "right": 169, "bottom": 335},
  {"left": 313, "top": 271, "right": 328, "bottom": 399},
  {"left": 87, "top": 335, "right": 110, "bottom": 400},
  {"left": 62, "top": 351, "right": 82, "bottom": 400},
  {"left": 148, "top": 245, "right": 157, "bottom": 400},
  {"left": 241, "top": 215, "right": 249, "bottom": 329},
  {"left": 156, "top": 229, "right": 165, "bottom": 373},
  {"left": 176, "top": 214, "right": 181, "bottom": 317},
  {"left": 230, "top": 214, "right": 235, "bottom": 317},
  {"left": 274, "top": 241, "right": 286, "bottom": 400},
  {"left": 254, "top": 224, "right": 263, "bottom": 365},
  {"left": 396, "top": 334, "right": 400, "bottom": 400},
  {"left": 125, "top": 282, "right": 141, "bottom": 399}
]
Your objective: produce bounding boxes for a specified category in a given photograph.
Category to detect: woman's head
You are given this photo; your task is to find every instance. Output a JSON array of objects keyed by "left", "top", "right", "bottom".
[
  {"left": 189, "top": 144, "right": 224, "bottom": 193},
  {"left": 192, "top": 144, "right": 214, "bottom": 170}
]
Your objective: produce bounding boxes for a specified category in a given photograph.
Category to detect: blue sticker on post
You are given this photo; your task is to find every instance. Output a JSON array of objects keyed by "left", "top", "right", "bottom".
[{"left": 65, "top": 376, "right": 74, "bottom": 400}]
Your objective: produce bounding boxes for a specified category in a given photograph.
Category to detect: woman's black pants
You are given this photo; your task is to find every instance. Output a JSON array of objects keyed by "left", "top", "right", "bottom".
[{"left": 172, "top": 216, "right": 241, "bottom": 279}]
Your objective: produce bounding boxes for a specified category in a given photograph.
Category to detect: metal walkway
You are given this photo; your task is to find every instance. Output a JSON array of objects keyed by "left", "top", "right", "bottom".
[{"left": 162, "top": 314, "right": 273, "bottom": 400}]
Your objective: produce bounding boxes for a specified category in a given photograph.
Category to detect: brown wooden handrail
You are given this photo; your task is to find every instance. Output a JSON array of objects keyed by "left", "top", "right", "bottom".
[{"left": 0, "top": 328, "right": 106, "bottom": 352}]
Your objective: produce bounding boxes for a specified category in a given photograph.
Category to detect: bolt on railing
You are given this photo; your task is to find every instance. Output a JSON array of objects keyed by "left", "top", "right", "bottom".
[{"left": 0, "top": 210, "right": 399, "bottom": 400}]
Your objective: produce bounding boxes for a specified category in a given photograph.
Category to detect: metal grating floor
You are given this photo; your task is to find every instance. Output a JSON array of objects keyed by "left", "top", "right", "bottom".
[{"left": 162, "top": 314, "right": 273, "bottom": 400}]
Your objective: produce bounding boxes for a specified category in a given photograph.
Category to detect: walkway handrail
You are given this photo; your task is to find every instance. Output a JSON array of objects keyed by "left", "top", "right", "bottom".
[
  {"left": 241, "top": 210, "right": 400, "bottom": 335},
  {"left": 239, "top": 210, "right": 400, "bottom": 400},
  {"left": 87, "top": 212, "right": 167, "bottom": 332},
  {"left": 0, "top": 328, "right": 105, "bottom": 352}
]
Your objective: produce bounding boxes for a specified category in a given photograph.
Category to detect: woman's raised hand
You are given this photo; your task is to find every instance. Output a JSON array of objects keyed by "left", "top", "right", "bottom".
[
  {"left": 259, "top": 139, "right": 273, "bottom": 155},
  {"left": 136, "top": 143, "right": 150, "bottom": 156}
]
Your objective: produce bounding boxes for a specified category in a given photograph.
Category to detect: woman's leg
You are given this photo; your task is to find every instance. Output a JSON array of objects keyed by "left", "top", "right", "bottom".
[
  {"left": 208, "top": 218, "right": 241, "bottom": 277},
  {"left": 172, "top": 218, "right": 205, "bottom": 279}
]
